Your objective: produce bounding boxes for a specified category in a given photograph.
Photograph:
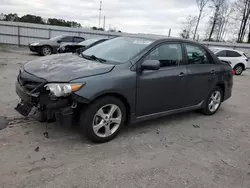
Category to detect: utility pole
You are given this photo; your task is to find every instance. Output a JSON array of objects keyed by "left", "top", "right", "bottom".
[
  {"left": 103, "top": 16, "right": 106, "bottom": 30},
  {"left": 98, "top": 1, "right": 102, "bottom": 28},
  {"left": 168, "top": 29, "right": 171, "bottom": 37}
]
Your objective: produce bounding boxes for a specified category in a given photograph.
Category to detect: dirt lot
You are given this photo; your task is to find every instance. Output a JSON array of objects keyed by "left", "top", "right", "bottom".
[{"left": 0, "top": 47, "right": 250, "bottom": 188}]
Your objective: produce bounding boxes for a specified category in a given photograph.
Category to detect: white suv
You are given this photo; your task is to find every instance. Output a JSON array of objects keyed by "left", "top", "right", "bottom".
[{"left": 210, "top": 48, "right": 249, "bottom": 75}]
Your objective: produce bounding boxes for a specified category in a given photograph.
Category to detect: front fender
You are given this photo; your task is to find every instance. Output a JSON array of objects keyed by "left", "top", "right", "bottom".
[{"left": 72, "top": 66, "right": 137, "bottom": 114}]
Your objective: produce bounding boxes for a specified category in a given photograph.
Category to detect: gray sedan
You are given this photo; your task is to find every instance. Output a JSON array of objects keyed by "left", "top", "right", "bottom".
[
  {"left": 28, "top": 35, "right": 85, "bottom": 56},
  {"left": 16, "top": 36, "right": 233, "bottom": 143}
]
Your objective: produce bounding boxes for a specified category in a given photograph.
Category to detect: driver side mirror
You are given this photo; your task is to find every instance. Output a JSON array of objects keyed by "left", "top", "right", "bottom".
[
  {"left": 141, "top": 60, "right": 160, "bottom": 71},
  {"left": 57, "top": 40, "right": 62, "bottom": 43}
]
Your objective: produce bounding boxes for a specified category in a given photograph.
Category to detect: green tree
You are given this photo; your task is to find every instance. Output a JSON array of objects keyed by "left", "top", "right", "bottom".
[
  {"left": 19, "top": 14, "right": 45, "bottom": 24},
  {"left": 3, "top": 13, "right": 19, "bottom": 21}
]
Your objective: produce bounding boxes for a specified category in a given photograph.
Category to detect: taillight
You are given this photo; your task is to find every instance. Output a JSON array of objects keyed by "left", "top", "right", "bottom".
[{"left": 232, "top": 69, "right": 235, "bottom": 75}]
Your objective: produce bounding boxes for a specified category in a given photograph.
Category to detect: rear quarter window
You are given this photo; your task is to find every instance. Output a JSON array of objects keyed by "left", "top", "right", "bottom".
[{"left": 226, "top": 50, "right": 241, "bottom": 57}]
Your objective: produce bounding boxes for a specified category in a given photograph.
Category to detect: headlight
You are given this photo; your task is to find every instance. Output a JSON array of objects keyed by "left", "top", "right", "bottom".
[
  {"left": 31, "top": 42, "right": 39, "bottom": 46},
  {"left": 44, "top": 83, "right": 84, "bottom": 97}
]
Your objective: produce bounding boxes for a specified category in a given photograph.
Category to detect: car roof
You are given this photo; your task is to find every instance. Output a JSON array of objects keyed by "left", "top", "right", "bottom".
[
  {"left": 210, "top": 47, "right": 244, "bottom": 54},
  {"left": 119, "top": 36, "right": 202, "bottom": 45}
]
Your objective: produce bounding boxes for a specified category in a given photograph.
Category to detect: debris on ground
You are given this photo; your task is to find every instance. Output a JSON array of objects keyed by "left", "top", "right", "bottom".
[
  {"left": 0, "top": 116, "right": 8, "bottom": 130},
  {"left": 193, "top": 124, "right": 200, "bottom": 128},
  {"left": 156, "top": 129, "right": 159, "bottom": 134},
  {"left": 34, "top": 147, "right": 39, "bottom": 152},
  {"left": 221, "top": 159, "right": 236, "bottom": 168},
  {"left": 41, "top": 157, "right": 46, "bottom": 161},
  {"left": 43, "top": 132, "right": 49, "bottom": 138}
]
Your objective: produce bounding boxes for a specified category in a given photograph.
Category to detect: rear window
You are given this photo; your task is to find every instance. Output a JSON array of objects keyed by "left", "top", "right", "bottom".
[{"left": 243, "top": 53, "right": 249, "bottom": 58}]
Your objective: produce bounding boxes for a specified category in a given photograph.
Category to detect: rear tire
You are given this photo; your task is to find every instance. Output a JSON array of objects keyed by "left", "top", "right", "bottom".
[
  {"left": 80, "top": 96, "right": 126, "bottom": 143},
  {"left": 234, "top": 64, "right": 244, "bottom": 75},
  {"left": 201, "top": 87, "right": 223, "bottom": 115}
]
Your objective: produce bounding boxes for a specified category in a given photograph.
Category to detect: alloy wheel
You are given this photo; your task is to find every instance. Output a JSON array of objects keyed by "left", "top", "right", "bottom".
[
  {"left": 92, "top": 104, "right": 122, "bottom": 138},
  {"left": 42, "top": 47, "right": 52, "bottom": 56},
  {"left": 235, "top": 66, "right": 243, "bottom": 75},
  {"left": 208, "top": 90, "right": 221, "bottom": 112}
]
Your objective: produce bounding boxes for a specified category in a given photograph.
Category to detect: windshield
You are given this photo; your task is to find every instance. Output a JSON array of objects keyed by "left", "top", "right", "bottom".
[
  {"left": 79, "top": 38, "right": 102, "bottom": 46},
  {"left": 50, "top": 35, "right": 62, "bottom": 40},
  {"left": 82, "top": 37, "right": 154, "bottom": 64}
]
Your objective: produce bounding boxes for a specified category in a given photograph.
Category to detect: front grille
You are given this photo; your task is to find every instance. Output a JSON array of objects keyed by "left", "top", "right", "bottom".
[{"left": 18, "top": 71, "right": 46, "bottom": 93}]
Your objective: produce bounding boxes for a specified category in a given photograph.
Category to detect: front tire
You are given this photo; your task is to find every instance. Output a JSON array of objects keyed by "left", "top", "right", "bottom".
[
  {"left": 80, "top": 96, "right": 126, "bottom": 143},
  {"left": 40, "top": 46, "right": 52, "bottom": 56},
  {"left": 202, "top": 87, "right": 223, "bottom": 115}
]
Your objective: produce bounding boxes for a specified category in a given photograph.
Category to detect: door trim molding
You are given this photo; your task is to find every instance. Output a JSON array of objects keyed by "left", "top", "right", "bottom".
[{"left": 136, "top": 101, "right": 204, "bottom": 121}]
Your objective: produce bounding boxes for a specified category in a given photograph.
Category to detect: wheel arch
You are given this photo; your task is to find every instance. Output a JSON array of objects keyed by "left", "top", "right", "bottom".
[
  {"left": 216, "top": 83, "right": 225, "bottom": 101},
  {"left": 234, "top": 62, "right": 245, "bottom": 70},
  {"left": 91, "top": 92, "right": 131, "bottom": 124}
]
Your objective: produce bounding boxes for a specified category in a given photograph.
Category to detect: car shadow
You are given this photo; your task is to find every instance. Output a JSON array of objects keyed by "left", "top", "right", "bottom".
[
  {"left": 18, "top": 110, "right": 205, "bottom": 146},
  {"left": 121, "top": 111, "right": 201, "bottom": 136}
]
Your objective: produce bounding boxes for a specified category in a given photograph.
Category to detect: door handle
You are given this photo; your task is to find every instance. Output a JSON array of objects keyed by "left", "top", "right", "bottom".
[
  {"left": 178, "top": 72, "right": 185, "bottom": 77},
  {"left": 210, "top": 70, "right": 215, "bottom": 74}
]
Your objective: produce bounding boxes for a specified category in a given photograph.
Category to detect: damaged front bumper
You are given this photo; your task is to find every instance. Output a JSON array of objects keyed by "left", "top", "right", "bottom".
[{"left": 15, "top": 80, "right": 89, "bottom": 126}]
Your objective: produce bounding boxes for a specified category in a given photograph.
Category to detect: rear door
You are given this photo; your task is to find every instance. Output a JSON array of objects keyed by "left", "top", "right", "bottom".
[{"left": 184, "top": 44, "right": 218, "bottom": 106}]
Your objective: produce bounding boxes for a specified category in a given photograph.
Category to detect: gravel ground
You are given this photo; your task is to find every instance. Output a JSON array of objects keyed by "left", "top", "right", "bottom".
[{"left": 0, "top": 49, "right": 250, "bottom": 188}]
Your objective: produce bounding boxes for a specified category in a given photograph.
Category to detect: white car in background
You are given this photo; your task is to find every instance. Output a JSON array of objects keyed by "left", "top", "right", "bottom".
[{"left": 210, "top": 48, "right": 249, "bottom": 75}]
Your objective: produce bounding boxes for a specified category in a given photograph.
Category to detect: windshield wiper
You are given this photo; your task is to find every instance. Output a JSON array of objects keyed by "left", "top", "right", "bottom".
[{"left": 81, "top": 54, "right": 106, "bottom": 63}]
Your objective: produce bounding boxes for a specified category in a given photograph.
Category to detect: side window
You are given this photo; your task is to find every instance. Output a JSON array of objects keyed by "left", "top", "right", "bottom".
[
  {"left": 185, "top": 44, "right": 212, "bottom": 65},
  {"left": 226, "top": 50, "right": 241, "bottom": 57},
  {"left": 216, "top": 50, "right": 226, "bottom": 57},
  {"left": 74, "top": 37, "right": 85, "bottom": 43},
  {"left": 146, "top": 43, "right": 182, "bottom": 68},
  {"left": 61, "top": 36, "right": 73, "bottom": 42}
]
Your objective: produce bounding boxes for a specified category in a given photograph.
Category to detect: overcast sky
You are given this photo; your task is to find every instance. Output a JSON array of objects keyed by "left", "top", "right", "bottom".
[{"left": 1, "top": 0, "right": 211, "bottom": 37}]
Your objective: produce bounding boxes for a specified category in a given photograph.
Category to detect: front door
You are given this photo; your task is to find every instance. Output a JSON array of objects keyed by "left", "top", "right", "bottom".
[{"left": 136, "top": 43, "right": 188, "bottom": 117}]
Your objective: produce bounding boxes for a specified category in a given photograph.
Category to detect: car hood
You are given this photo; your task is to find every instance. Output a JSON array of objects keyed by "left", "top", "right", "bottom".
[
  {"left": 29, "top": 40, "right": 49, "bottom": 45},
  {"left": 23, "top": 53, "right": 114, "bottom": 82}
]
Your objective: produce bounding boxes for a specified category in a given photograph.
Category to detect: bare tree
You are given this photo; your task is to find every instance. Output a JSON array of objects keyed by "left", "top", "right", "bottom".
[
  {"left": 219, "top": 6, "right": 234, "bottom": 41},
  {"left": 180, "top": 15, "right": 198, "bottom": 39},
  {"left": 248, "top": 22, "right": 250, "bottom": 43},
  {"left": 208, "top": 0, "right": 225, "bottom": 41},
  {"left": 193, "top": 0, "right": 209, "bottom": 40},
  {"left": 235, "top": 0, "right": 250, "bottom": 42}
]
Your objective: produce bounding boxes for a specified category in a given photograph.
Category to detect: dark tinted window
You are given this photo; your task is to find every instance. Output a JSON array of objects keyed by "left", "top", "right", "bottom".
[
  {"left": 226, "top": 50, "right": 241, "bottom": 57},
  {"left": 74, "top": 37, "right": 85, "bottom": 43},
  {"left": 185, "top": 44, "right": 213, "bottom": 64},
  {"left": 61, "top": 36, "right": 73, "bottom": 42},
  {"left": 146, "top": 43, "right": 182, "bottom": 67},
  {"left": 216, "top": 50, "right": 226, "bottom": 57}
]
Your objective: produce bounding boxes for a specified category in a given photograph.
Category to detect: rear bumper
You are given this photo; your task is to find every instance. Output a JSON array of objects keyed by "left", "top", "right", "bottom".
[{"left": 223, "top": 87, "right": 232, "bottom": 101}]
